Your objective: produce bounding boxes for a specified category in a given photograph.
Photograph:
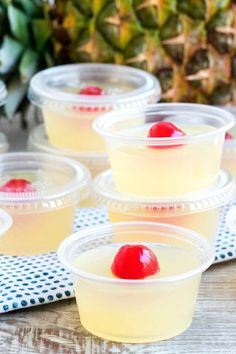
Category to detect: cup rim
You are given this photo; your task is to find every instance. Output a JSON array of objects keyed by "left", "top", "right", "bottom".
[
  {"left": 28, "top": 63, "right": 161, "bottom": 108},
  {"left": 0, "top": 81, "right": 7, "bottom": 106},
  {"left": 0, "top": 209, "right": 12, "bottom": 236},
  {"left": 57, "top": 221, "right": 215, "bottom": 285},
  {"left": 0, "top": 152, "right": 91, "bottom": 202},
  {"left": 93, "top": 103, "right": 235, "bottom": 145}
]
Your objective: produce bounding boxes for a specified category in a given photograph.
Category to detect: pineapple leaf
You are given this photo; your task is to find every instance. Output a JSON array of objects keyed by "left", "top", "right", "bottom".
[
  {"left": 3, "top": 76, "right": 27, "bottom": 118},
  {"left": 18, "top": 0, "right": 43, "bottom": 17},
  {"left": 0, "top": 35, "right": 23, "bottom": 74},
  {"left": 19, "top": 49, "right": 39, "bottom": 83},
  {"left": 32, "top": 19, "right": 52, "bottom": 51},
  {"left": 8, "top": 4, "right": 30, "bottom": 45}
]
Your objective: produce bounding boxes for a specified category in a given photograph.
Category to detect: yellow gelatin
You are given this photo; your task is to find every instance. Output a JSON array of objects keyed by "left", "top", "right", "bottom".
[{"left": 0, "top": 153, "right": 90, "bottom": 256}]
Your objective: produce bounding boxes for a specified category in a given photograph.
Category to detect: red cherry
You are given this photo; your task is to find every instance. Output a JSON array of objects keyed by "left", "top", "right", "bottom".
[
  {"left": 79, "top": 86, "right": 104, "bottom": 96},
  {"left": 225, "top": 132, "right": 233, "bottom": 140},
  {"left": 111, "top": 244, "right": 160, "bottom": 280},
  {"left": 0, "top": 179, "right": 36, "bottom": 193},
  {"left": 148, "top": 121, "right": 186, "bottom": 149}
]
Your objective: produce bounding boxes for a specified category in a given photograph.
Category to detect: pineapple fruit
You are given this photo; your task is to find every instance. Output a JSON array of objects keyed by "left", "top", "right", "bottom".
[
  {"left": 1, "top": 0, "right": 236, "bottom": 120},
  {"left": 47, "top": 0, "right": 236, "bottom": 105}
]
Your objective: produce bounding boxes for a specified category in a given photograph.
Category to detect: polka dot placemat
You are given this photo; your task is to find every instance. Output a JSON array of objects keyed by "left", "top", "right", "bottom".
[{"left": 0, "top": 204, "right": 236, "bottom": 313}]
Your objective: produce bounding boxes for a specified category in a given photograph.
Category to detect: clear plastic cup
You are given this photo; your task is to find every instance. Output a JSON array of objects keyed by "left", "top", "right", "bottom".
[
  {"left": 94, "top": 103, "right": 234, "bottom": 197},
  {"left": 92, "top": 169, "right": 234, "bottom": 243},
  {"left": 28, "top": 124, "right": 109, "bottom": 177},
  {"left": 58, "top": 221, "right": 214, "bottom": 343},
  {"left": 0, "top": 81, "right": 7, "bottom": 106},
  {"left": 0, "top": 209, "right": 12, "bottom": 237},
  {"left": 28, "top": 64, "right": 161, "bottom": 152},
  {"left": 0, "top": 152, "right": 91, "bottom": 255},
  {"left": 222, "top": 139, "right": 236, "bottom": 180},
  {"left": 0, "top": 132, "right": 9, "bottom": 153}
]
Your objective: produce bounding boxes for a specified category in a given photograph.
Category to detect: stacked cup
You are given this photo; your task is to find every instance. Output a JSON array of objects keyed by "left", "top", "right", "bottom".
[
  {"left": 93, "top": 104, "right": 235, "bottom": 243},
  {"left": 58, "top": 102, "right": 235, "bottom": 343},
  {"left": 28, "top": 64, "right": 161, "bottom": 177}
]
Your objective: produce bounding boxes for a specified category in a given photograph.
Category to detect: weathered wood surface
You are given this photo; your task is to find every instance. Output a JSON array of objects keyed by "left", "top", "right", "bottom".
[{"left": 0, "top": 260, "right": 236, "bottom": 354}]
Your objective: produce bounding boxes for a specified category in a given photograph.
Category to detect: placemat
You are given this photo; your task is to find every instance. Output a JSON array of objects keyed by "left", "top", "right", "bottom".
[{"left": 0, "top": 203, "right": 235, "bottom": 313}]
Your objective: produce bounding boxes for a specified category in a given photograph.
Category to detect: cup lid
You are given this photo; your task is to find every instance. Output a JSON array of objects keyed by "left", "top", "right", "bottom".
[
  {"left": 93, "top": 103, "right": 235, "bottom": 146},
  {"left": 0, "top": 209, "right": 12, "bottom": 236},
  {"left": 28, "top": 64, "right": 161, "bottom": 110},
  {"left": 93, "top": 169, "right": 234, "bottom": 216},
  {"left": 0, "top": 152, "right": 91, "bottom": 208},
  {"left": 0, "top": 81, "right": 7, "bottom": 106},
  {"left": 28, "top": 124, "right": 109, "bottom": 171},
  {"left": 0, "top": 132, "right": 9, "bottom": 153}
]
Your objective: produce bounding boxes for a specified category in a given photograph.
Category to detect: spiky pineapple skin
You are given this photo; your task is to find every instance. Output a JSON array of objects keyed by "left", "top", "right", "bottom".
[{"left": 46, "top": 0, "right": 236, "bottom": 105}]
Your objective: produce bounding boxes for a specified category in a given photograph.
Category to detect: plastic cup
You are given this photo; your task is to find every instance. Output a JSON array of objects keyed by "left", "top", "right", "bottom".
[
  {"left": 94, "top": 103, "right": 234, "bottom": 197},
  {"left": 28, "top": 64, "right": 161, "bottom": 152},
  {"left": 28, "top": 124, "right": 109, "bottom": 177},
  {"left": 222, "top": 139, "right": 236, "bottom": 180},
  {"left": 0, "top": 81, "right": 7, "bottom": 106},
  {"left": 58, "top": 221, "right": 214, "bottom": 343},
  {"left": 0, "top": 133, "right": 9, "bottom": 153},
  {"left": 92, "top": 169, "right": 234, "bottom": 243},
  {"left": 0, "top": 209, "right": 12, "bottom": 237},
  {"left": 0, "top": 152, "right": 91, "bottom": 255}
]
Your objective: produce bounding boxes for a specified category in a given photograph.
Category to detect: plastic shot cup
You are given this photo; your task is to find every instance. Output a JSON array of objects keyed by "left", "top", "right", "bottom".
[
  {"left": 28, "top": 124, "right": 109, "bottom": 177},
  {"left": 222, "top": 139, "right": 236, "bottom": 180},
  {"left": 58, "top": 221, "right": 214, "bottom": 343},
  {"left": 0, "top": 209, "right": 12, "bottom": 237},
  {"left": 92, "top": 169, "right": 234, "bottom": 243},
  {"left": 28, "top": 64, "right": 161, "bottom": 152},
  {"left": 0, "top": 152, "right": 91, "bottom": 255},
  {"left": 93, "top": 103, "right": 234, "bottom": 197}
]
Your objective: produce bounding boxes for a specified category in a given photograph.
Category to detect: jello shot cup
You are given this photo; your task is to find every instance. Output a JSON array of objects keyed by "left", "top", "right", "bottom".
[
  {"left": 222, "top": 138, "right": 236, "bottom": 180},
  {"left": 0, "top": 209, "right": 12, "bottom": 237},
  {"left": 58, "top": 221, "right": 214, "bottom": 343},
  {"left": 0, "top": 152, "right": 91, "bottom": 255},
  {"left": 94, "top": 103, "right": 234, "bottom": 197},
  {"left": 92, "top": 169, "right": 234, "bottom": 243},
  {"left": 28, "top": 64, "right": 160, "bottom": 152},
  {"left": 28, "top": 124, "right": 109, "bottom": 177}
]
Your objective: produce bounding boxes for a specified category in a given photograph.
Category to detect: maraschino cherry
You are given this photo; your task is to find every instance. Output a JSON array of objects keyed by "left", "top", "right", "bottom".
[
  {"left": 148, "top": 121, "right": 186, "bottom": 148},
  {"left": 225, "top": 132, "right": 233, "bottom": 140},
  {"left": 111, "top": 244, "right": 160, "bottom": 280},
  {"left": 79, "top": 86, "right": 104, "bottom": 95},
  {"left": 0, "top": 179, "right": 36, "bottom": 193}
]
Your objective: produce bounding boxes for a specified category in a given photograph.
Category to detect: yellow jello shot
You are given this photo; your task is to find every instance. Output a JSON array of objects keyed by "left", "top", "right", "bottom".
[
  {"left": 28, "top": 124, "right": 109, "bottom": 177},
  {"left": 0, "top": 152, "right": 91, "bottom": 256},
  {"left": 28, "top": 64, "right": 160, "bottom": 152},
  {"left": 0, "top": 209, "right": 12, "bottom": 237},
  {"left": 94, "top": 103, "right": 234, "bottom": 197},
  {"left": 222, "top": 132, "right": 236, "bottom": 180},
  {"left": 92, "top": 169, "right": 234, "bottom": 243},
  {"left": 58, "top": 222, "right": 214, "bottom": 343}
]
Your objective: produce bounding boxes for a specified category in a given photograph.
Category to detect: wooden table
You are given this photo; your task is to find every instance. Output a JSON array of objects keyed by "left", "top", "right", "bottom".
[{"left": 1, "top": 260, "right": 236, "bottom": 354}]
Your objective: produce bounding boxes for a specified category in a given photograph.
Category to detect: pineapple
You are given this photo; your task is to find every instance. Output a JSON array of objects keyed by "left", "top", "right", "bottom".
[
  {"left": 46, "top": 0, "right": 236, "bottom": 105},
  {"left": 0, "top": 0, "right": 52, "bottom": 119}
]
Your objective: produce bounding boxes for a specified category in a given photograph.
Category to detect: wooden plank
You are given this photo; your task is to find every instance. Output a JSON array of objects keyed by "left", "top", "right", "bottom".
[{"left": 1, "top": 260, "right": 236, "bottom": 354}]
